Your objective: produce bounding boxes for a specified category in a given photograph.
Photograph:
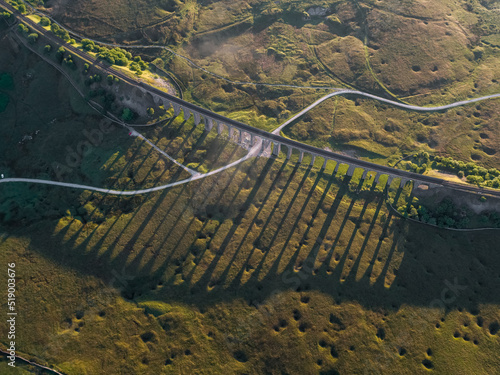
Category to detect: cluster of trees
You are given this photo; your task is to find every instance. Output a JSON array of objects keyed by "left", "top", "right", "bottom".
[
  {"left": 81, "top": 39, "right": 101, "bottom": 52},
  {"left": 129, "top": 56, "right": 148, "bottom": 74},
  {"left": 17, "top": 23, "right": 38, "bottom": 44},
  {"left": 7, "top": 0, "right": 26, "bottom": 13},
  {"left": 63, "top": 54, "right": 76, "bottom": 69},
  {"left": 52, "top": 47, "right": 77, "bottom": 70},
  {"left": 97, "top": 47, "right": 130, "bottom": 66},
  {"left": 50, "top": 23, "right": 74, "bottom": 44},
  {"left": 85, "top": 74, "right": 102, "bottom": 86},
  {"left": 106, "top": 74, "right": 119, "bottom": 85},
  {"left": 393, "top": 198, "right": 471, "bottom": 228},
  {"left": 1, "top": 11, "right": 11, "bottom": 19},
  {"left": 402, "top": 151, "right": 500, "bottom": 189},
  {"left": 82, "top": 40, "right": 129, "bottom": 64},
  {"left": 80, "top": 39, "right": 148, "bottom": 73},
  {"left": 394, "top": 197, "right": 500, "bottom": 229}
]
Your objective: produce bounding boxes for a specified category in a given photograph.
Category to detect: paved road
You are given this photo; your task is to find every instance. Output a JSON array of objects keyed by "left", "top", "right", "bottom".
[
  {"left": 0, "top": 142, "right": 261, "bottom": 195},
  {"left": 273, "top": 89, "right": 500, "bottom": 134}
]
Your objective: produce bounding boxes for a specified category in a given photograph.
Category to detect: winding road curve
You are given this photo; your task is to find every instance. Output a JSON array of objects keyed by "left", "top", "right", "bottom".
[{"left": 273, "top": 89, "right": 500, "bottom": 134}]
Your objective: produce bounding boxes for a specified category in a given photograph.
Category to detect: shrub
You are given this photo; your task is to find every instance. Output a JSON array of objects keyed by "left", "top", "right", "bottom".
[
  {"left": 97, "top": 47, "right": 130, "bottom": 66},
  {"left": 44, "top": 44, "right": 52, "bottom": 53},
  {"left": 147, "top": 107, "right": 154, "bottom": 116}
]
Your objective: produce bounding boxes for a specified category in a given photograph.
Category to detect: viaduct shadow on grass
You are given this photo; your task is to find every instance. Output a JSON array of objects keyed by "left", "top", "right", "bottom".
[{"left": 14, "top": 149, "right": 500, "bottom": 314}]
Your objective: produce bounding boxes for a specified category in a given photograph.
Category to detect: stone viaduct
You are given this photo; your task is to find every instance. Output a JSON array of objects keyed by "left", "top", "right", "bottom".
[{"left": 138, "top": 82, "right": 442, "bottom": 193}]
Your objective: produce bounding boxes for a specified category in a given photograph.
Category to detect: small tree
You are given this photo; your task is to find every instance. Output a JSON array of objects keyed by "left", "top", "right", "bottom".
[
  {"left": 18, "top": 4, "right": 26, "bottom": 14},
  {"left": 40, "top": 17, "right": 51, "bottom": 26},
  {"left": 27, "top": 33, "right": 39, "bottom": 44},
  {"left": 121, "top": 108, "right": 134, "bottom": 121},
  {"left": 56, "top": 46, "right": 66, "bottom": 62},
  {"left": 147, "top": 107, "right": 154, "bottom": 116},
  {"left": 18, "top": 24, "right": 29, "bottom": 34},
  {"left": 106, "top": 75, "right": 114, "bottom": 85},
  {"left": 44, "top": 44, "right": 52, "bottom": 53}
]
